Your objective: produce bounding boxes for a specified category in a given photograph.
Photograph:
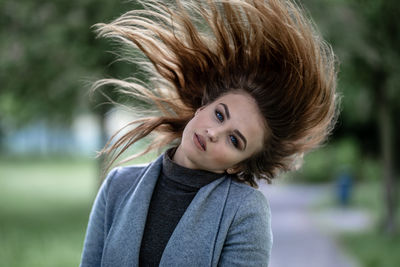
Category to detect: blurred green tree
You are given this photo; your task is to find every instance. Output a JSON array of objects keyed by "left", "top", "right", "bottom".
[
  {"left": 302, "top": 0, "right": 399, "bottom": 234},
  {"left": 0, "top": 0, "right": 143, "bottom": 170}
]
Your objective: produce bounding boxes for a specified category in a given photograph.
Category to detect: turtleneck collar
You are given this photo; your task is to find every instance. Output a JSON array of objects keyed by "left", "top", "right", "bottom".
[{"left": 162, "top": 147, "right": 225, "bottom": 189}]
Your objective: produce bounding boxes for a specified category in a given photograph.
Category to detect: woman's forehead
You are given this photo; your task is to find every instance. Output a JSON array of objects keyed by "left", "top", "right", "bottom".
[{"left": 213, "top": 92, "right": 261, "bottom": 118}]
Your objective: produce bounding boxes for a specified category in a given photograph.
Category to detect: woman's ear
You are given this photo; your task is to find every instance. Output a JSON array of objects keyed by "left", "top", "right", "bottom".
[{"left": 226, "top": 164, "right": 243, "bottom": 174}]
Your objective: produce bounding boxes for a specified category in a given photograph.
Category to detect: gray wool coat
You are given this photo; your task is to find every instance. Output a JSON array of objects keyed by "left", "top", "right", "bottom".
[{"left": 80, "top": 153, "right": 273, "bottom": 267}]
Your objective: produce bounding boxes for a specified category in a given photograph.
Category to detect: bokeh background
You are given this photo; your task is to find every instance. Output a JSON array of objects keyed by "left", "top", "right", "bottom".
[{"left": 0, "top": 0, "right": 399, "bottom": 266}]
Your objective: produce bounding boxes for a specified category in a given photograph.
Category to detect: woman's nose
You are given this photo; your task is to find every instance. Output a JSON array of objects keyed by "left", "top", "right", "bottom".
[{"left": 206, "top": 128, "right": 220, "bottom": 142}]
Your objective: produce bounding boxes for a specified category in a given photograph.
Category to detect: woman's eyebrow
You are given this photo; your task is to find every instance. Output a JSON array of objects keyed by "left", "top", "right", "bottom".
[
  {"left": 219, "top": 103, "right": 230, "bottom": 119},
  {"left": 219, "top": 103, "right": 247, "bottom": 150},
  {"left": 234, "top": 130, "right": 247, "bottom": 150}
]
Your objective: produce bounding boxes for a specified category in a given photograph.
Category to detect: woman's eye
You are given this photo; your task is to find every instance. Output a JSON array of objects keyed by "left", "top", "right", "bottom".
[
  {"left": 215, "top": 110, "right": 224, "bottom": 122},
  {"left": 229, "top": 135, "right": 239, "bottom": 148}
]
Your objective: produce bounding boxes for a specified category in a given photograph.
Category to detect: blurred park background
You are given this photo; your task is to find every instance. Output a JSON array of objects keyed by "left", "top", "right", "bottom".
[{"left": 0, "top": 0, "right": 399, "bottom": 266}]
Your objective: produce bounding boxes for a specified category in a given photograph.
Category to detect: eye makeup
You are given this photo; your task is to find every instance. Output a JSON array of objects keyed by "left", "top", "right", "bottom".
[
  {"left": 220, "top": 103, "right": 230, "bottom": 119},
  {"left": 215, "top": 103, "right": 248, "bottom": 150},
  {"left": 215, "top": 109, "right": 224, "bottom": 122}
]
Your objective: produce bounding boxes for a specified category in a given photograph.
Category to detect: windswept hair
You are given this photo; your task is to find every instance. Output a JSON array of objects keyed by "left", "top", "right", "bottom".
[{"left": 94, "top": 0, "right": 338, "bottom": 186}]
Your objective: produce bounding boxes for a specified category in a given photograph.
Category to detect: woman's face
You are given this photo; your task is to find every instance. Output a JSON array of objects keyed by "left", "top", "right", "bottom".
[{"left": 173, "top": 92, "right": 266, "bottom": 174}]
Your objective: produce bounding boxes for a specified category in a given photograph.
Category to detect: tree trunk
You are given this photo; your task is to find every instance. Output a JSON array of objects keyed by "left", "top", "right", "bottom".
[{"left": 376, "top": 71, "right": 397, "bottom": 235}]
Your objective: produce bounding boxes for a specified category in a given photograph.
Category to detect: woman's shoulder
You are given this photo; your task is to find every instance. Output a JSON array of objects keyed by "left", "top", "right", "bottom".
[
  {"left": 226, "top": 179, "right": 271, "bottom": 219},
  {"left": 110, "top": 164, "right": 148, "bottom": 181},
  {"left": 217, "top": 180, "right": 272, "bottom": 266},
  {"left": 102, "top": 164, "right": 149, "bottom": 197},
  {"left": 229, "top": 180, "right": 269, "bottom": 205}
]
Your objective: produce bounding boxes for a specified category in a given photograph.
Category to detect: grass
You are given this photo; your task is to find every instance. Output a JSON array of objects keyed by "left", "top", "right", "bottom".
[
  {"left": 311, "top": 179, "right": 400, "bottom": 267},
  {"left": 0, "top": 157, "right": 97, "bottom": 267},
  {"left": 336, "top": 181, "right": 400, "bottom": 267},
  {"left": 341, "top": 231, "right": 400, "bottom": 267},
  {"left": 0, "top": 152, "right": 156, "bottom": 267}
]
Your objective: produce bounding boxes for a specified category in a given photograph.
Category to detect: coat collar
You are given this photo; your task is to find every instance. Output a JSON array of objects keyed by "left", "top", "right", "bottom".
[{"left": 102, "top": 154, "right": 232, "bottom": 266}]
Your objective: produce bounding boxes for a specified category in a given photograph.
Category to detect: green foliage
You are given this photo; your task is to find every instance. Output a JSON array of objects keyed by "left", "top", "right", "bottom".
[
  {"left": 348, "top": 181, "right": 383, "bottom": 219},
  {"left": 301, "top": 0, "right": 400, "bottom": 156},
  {"left": 295, "top": 138, "right": 381, "bottom": 183},
  {"left": 0, "top": 0, "right": 142, "bottom": 127}
]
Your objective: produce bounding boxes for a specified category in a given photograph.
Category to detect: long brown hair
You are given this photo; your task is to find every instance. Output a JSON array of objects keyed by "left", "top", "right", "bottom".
[{"left": 93, "top": 0, "right": 338, "bottom": 186}]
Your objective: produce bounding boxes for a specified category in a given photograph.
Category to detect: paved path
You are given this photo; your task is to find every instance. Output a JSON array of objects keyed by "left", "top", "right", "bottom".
[{"left": 259, "top": 183, "right": 359, "bottom": 267}]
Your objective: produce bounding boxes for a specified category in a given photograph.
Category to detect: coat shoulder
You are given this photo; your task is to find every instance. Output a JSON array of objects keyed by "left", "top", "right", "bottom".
[
  {"left": 214, "top": 179, "right": 272, "bottom": 266},
  {"left": 221, "top": 179, "right": 271, "bottom": 232},
  {"left": 229, "top": 180, "right": 269, "bottom": 209},
  {"left": 105, "top": 164, "right": 148, "bottom": 197}
]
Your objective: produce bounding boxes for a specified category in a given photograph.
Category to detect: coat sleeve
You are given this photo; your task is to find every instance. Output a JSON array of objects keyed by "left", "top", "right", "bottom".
[
  {"left": 79, "top": 167, "right": 119, "bottom": 267},
  {"left": 218, "top": 190, "right": 273, "bottom": 267}
]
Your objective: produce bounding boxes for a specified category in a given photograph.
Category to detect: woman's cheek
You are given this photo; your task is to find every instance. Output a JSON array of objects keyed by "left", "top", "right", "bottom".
[{"left": 209, "top": 148, "right": 232, "bottom": 167}]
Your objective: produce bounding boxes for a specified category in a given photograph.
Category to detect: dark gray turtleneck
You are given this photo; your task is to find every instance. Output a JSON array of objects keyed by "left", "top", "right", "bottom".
[{"left": 139, "top": 148, "right": 224, "bottom": 267}]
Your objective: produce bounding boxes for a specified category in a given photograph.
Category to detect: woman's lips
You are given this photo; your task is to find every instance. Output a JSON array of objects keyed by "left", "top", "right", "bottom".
[{"left": 194, "top": 133, "right": 206, "bottom": 151}]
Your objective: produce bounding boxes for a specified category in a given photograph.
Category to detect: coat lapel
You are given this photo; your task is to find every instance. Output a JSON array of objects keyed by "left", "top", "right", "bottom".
[
  {"left": 160, "top": 177, "right": 231, "bottom": 267},
  {"left": 101, "top": 155, "right": 163, "bottom": 266}
]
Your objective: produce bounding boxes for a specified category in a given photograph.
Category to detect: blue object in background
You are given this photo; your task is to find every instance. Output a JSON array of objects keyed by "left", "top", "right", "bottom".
[{"left": 337, "top": 172, "right": 353, "bottom": 206}]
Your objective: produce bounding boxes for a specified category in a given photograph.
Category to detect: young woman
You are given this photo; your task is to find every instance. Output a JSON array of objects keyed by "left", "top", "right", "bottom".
[{"left": 80, "top": 0, "right": 338, "bottom": 266}]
